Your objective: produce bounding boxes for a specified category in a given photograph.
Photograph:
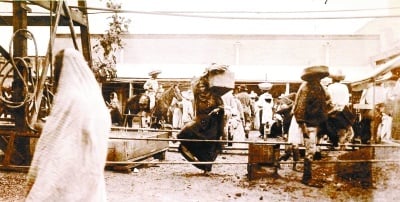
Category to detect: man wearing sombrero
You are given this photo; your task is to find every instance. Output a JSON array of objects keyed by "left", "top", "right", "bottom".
[
  {"left": 144, "top": 69, "right": 161, "bottom": 109},
  {"left": 327, "top": 69, "right": 350, "bottom": 111},
  {"left": 327, "top": 69, "right": 353, "bottom": 149},
  {"left": 293, "top": 65, "right": 331, "bottom": 188},
  {"left": 256, "top": 82, "right": 274, "bottom": 139}
]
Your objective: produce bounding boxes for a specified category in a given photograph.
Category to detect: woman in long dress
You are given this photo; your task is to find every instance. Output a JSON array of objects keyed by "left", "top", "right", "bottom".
[
  {"left": 276, "top": 93, "right": 303, "bottom": 171},
  {"left": 177, "top": 77, "right": 225, "bottom": 173},
  {"left": 108, "top": 91, "right": 123, "bottom": 126}
]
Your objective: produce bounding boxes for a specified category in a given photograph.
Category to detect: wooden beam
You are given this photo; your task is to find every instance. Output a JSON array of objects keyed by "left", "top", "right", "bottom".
[
  {"left": 9, "top": 0, "right": 30, "bottom": 166},
  {"left": 62, "top": 1, "right": 79, "bottom": 50},
  {"left": 29, "top": 0, "right": 88, "bottom": 26},
  {"left": 0, "top": 16, "right": 82, "bottom": 26},
  {"left": 78, "top": 0, "right": 92, "bottom": 66}
]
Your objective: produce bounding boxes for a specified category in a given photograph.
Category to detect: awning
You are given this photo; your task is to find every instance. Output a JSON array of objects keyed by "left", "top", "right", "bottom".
[
  {"left": 350, "top": 55, "right": 400, "bottom": 91},
  {"left": 116, "top": 64, "right": 370, "bottom": 83}
]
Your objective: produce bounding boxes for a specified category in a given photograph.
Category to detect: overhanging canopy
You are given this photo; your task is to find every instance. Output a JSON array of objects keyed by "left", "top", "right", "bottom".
[
  {"left": 350, "top": 55, "right": 400, "bottom": 91},
  {"left": 116, "top": 64, "right": 370, "bottom": 83}
]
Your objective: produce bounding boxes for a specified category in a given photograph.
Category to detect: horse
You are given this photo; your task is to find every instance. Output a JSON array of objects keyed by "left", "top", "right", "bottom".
[
  {"left": 151, "top": 84, "right": 183, "bottom": 129},
  {"left": 322, "top": 105, "right": 356, "bottom": 147},
  {"left": 124, "top": 93, "right": 151, "bottom": 128},
  {"left": 124, "top": 84, "right": 183, "bottom": 129}
]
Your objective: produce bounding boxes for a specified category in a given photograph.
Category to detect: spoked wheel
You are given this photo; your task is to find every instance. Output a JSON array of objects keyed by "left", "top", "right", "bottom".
[{"left": 26, "top": 83, "right": 54, "bottom": 130}]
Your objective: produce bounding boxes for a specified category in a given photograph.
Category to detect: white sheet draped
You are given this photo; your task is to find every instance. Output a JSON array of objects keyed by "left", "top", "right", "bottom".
[{"left": 26, "top": 48, "right": 111, "bottom": 201}]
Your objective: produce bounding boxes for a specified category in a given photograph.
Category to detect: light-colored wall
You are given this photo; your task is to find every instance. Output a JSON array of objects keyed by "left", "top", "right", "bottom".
[
  {"left": 118, "top": 34, "right": 380, "bottom": 66},
  {"left": 355, "top": 0, "right": 400, "bottom": 59},
  {"left": 55, "top": 34, "right": 381, "bottom": 82}
]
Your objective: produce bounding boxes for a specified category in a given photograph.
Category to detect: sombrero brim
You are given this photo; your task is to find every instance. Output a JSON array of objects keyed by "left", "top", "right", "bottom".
[
  {"left": 149, "top": 70, "right": 161, "bottom": 76},
  {"left": 249, "top": 93, "right": 257, "bottom": 98},
  {"left": 301, "top": 66, "right": 329, "bottom": 81},
  {"left": 238, "top": 85, "right": 248, "bottom": 91},
  {"left": 258, "top": 82, "right": 273, "bottom": 90},
  {"left": 329, "top": 75, "right": 345, "bottom": 81}
]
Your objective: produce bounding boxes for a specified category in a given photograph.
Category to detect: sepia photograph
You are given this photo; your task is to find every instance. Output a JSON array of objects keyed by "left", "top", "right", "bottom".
[{"left": 1, "top": 0, "right": 400, "bottom": 201}]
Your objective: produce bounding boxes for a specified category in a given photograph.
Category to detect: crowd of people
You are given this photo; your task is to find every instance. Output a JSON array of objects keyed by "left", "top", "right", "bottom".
[
  {"left": 116, "top": 65, "right": 394, "bottom": 150},
  {"left": 170, "top": 64, "right": 396, "bottom": 187},
  {"left": 25, "top": 49, "right": 397, "bottom": 201}
]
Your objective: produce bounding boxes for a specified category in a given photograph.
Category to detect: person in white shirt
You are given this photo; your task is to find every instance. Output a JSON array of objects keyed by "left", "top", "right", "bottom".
[
  {"left": 327, "top": 70, "right": 350, "bottom": 111},
  {"left": 143, "top": 70, "right": 161, "bottom": 109},
  {"left": 170, "top": 97, "right": 183, "bottom": 129},
  {"left": 327, "top": 69, "right": 352, "bottom": 149},
  {"left": 181, "top": 90, "right": 194, "bottom": 126},
  {"left": 256, "top": 82, "right": 274, "bottom": 139},
  {"left": 221, "top": 90, "right": 245, "bottom": 143}
]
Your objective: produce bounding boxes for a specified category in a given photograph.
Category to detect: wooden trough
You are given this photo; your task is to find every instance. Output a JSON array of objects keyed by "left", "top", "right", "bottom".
[
  {"left": 106, "top": 128, "right": 169, "bottom": 172},
  {"left": 336, "top": 147, "right": 374, "bottom": 187}
]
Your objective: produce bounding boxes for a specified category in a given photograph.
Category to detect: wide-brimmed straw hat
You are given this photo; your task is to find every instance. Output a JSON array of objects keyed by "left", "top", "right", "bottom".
[
  {"left": 329, "top": 69, "right": 345, "bottom": 81},
  {"left": 301, "top": 65, "right": 329, "bottom": 81},
  {"left": 238, "top": 84, "right": 248, "bottom": 91},
  {"left": 278, "top": 93, "right": 296, "bottom": 104},
  {"left": 249, "top": 91, "right": 257, "bottom": 98},
  {"left": 148, "top": 69, "right": 162, "bottom": 76},
  {"left": 258, "top": 82, "right": 273, "bottom": 91}
]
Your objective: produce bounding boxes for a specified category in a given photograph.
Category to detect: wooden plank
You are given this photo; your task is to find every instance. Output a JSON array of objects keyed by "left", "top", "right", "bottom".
[
  {"left": 29, "top": 0, "right": 63, "bottom": 127},
  {"left": 0, "top": 45, "right": 11, "bottom": 60},
  {"left": 62, "top": 1, "right": 79, "bottom": 50},
  {"left": 78, "top": 0, "right": 92, "bottom": 65},
  {"left": 0, "top": 16, "right": 82, "bottom": 26},
  {"left": 29, "top": 0, "right": 88, "bottom": 26}
]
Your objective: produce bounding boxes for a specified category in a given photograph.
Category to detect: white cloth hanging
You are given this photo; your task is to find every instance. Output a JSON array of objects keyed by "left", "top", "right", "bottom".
[{"left": 26, "top": 49, "right": 111, "bottom": 202}]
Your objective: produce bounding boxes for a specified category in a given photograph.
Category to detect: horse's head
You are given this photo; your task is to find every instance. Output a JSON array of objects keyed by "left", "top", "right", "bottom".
[
  {"left": 126, "top": 93, "right": 151, "bottom": 115},
  {"left": 138, "top": 94, "right": 151, "bottom": 112},
  {"left": 171, "top": 84, "right": 183, "bottom": 102},
  {"left": 150, "top": 84, "right": 183, "bottom": 128}
]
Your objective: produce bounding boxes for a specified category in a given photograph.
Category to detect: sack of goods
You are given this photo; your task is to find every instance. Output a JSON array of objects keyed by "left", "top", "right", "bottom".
[{"left": 206, "top": 64, "right": 235, "bottom": 96}]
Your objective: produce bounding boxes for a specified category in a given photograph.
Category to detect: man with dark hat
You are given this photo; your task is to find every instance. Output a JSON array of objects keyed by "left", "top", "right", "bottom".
[
  {"left": 235, "top": 84, "right": 253, "bottom": 138},
  {"left": 293, "top": 65, "right": 331, "bottom": 188}
]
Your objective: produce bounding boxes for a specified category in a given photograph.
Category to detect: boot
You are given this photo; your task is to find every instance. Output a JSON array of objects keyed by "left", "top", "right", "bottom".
[
  {"left": 292, "top": 148, "right": 300, "bottom": 171},
  {"left": 279, "top": 147, "right": 291, "bottom": 161},
  {"left": 313, "top": 151, "right": 322, "bottom": 160},
  {"left": 301, "top": 158, "right": 311, "bottom": 183},
  {"left": 301, "top": 158, "right": 323, "bottom": 188}
]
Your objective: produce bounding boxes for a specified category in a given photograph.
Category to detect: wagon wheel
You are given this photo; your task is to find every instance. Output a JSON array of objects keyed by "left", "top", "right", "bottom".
[{"left": 26, "top": 82, "right": 54, "bottom": 131}]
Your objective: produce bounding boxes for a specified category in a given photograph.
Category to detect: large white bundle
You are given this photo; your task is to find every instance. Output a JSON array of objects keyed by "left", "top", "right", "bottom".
[{"left": 205, "top": 64, "right": 235, "bottom": 96}]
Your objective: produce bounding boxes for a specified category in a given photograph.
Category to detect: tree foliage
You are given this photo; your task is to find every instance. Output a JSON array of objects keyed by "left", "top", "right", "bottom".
[{"left": 92, "top": 0, "right": 131, "bottom": 82}]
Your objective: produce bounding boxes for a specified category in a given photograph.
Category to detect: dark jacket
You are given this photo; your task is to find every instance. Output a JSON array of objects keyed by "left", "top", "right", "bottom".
[{"left": 293, "top": 82, "right": 329, "bottom": 127}]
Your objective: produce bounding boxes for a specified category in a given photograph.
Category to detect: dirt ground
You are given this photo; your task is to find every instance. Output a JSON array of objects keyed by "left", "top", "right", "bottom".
[{"left": 1, "top": 131, "right": 400, "bottom": 202}]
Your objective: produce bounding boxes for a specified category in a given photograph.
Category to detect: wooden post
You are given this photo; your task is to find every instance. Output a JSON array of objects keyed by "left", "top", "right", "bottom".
[
  {"left": 78, "top": 0, "right": 92, "bottom": 66},
  {"left": 10, "top": 1, "right": 30, "bottom": 165}
]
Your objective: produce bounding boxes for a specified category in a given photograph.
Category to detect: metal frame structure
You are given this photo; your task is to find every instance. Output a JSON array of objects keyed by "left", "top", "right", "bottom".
[{"left": 0, "top": 0, "right": 92, "bottom": 171}]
